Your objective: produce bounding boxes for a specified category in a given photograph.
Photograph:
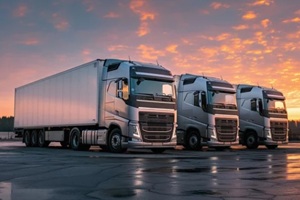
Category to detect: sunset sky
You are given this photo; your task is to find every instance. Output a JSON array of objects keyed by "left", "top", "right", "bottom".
[{"left": 0, "top": 0, "right": 300, "bottom": 120}]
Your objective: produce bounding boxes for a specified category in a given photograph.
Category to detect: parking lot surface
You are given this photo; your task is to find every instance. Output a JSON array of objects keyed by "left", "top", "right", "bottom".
[{"left": 1, "top": 140, "right": 300, "bottom": 200}]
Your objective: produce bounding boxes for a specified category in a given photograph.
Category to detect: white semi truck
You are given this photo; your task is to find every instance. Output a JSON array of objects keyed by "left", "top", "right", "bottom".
[
  {"left": 175, "top": 74, "right": 239, "bottom": 150},
  {"left": 236, "top": 84, "right": 288, "bottom": 149},
  {"left": 14, "top": 59, "right": 177, "bottom": 153}
]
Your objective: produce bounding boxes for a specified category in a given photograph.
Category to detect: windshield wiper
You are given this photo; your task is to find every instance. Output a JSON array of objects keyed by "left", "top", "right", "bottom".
[
  {"left": 213, "top": 103, "right": 225, "bottom": 108},
  {"left": 225, "top": 104, "right": 237, "bottom": 109},
  {"left": 156, "top": 93, "right": 172, "bottom": 97},
  {"left": 135, "top": 93, "right": 154, "bottom": 97}
]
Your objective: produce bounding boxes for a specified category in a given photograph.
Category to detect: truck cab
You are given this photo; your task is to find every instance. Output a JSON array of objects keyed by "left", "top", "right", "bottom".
[
  {"left": 175, "top": 74, "right": 239, "bottom": 150},
  {"left": 103, "top": 60, "right": 177, "bottom": 153},
  {"left": 236, "top": 84, "right": 288, "bottom": 149}
]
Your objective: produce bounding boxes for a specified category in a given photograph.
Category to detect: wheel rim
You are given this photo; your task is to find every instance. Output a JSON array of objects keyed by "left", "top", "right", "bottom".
[
  {"left": 247, "top": 136, "right": 255, "bottom": 145},
  {"left": 72, "top": 134, "right": 79, "bottom": 148},
  {"left": 25, "top": 132, "right": 30, "bottom": 144},
  {"left": 31, "top": 131, "right": 37, "bottom": 144},
  {"left": 38, "top": 133, "right": 43, "bottom": 145},
  {"left": 189, "top": 134, "right": 198, "bottom": 148},
  {"left": 111, "top": 134, "right": 121, "bottom": 150}
]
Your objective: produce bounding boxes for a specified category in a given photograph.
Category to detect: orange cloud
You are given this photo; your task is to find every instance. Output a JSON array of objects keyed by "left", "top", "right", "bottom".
[
  {"left": 261, "top": 19, "right": 270, "bottom": 28},
  {"left": 20, "top": 38, "right": 40, "bottom": 46},
  {"left": 52, "top": 13, "right": 69, "bottom": 31},
  {"left": 198, "top": 47, "right": 218, "bottom": 58},
  {"left": 210, "top": 2, "right": 230, "bottom": 10},
  {"left": 286, "top": 30, "right": 300, "bottom": 39},
  {"left": 104, "top": 12, "right": 119, "bottom": 18},
  {"left": 108, "top": 45, "right": 128, "bottom": 51},
  {"left": 242, "top": 11, "right": 257, "bottom": 20},
  {"left": 13, "top": 4, "right": 28, "bottom": 17},
  {"left": 232, "top": 24, "right": 249, "bottom": 30},
  {"left": 283, "top": 17, "right": 300, "bottom": 23},
  {"left": 130, "top": 0, "right": 156, "bottom": 37},
  {"left": 284, "top": 43, "right": 297, "bottom": 51},
  {"left": 249, "top": 0, "right": 274, "bottom": 6},
  {"left": 82, "top": 49, "right": 91, "bottom": 55},
  {"left": 166, "top": 44, "right": 178, "bottom": 53},
  {"left": 137, "top": 44, "right": 164, "bottom": 60},
  {"left": 216, "top": 33, "right": 231, "bottom": 41}
]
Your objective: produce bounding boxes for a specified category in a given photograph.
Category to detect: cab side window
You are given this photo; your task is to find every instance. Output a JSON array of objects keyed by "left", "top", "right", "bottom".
[
  {"left": 107, "top": 81, "right": 117, "bottom": 96},
  {"left": 250, "top": 99, "right": 256, "bottom": 111}
]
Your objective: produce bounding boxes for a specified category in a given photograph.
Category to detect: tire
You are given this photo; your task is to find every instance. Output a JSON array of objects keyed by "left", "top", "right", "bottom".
[
  {"left": 31, "top": 130, "right": 38, "bottom": 147},
  {"left": 70, "top": 128, "right": 82, "bottom": 151},
  {"left": 186, "top": 130, "right": 202, "bottom": 150},
  {"left": 38, "top": 130, "right": 50, "bottom": 147},
  {"left": 245, "top": 132, "right": 259, "bottom": 149},
  {"left": 151, "top": 148, "right": 166, "bottom": 154},
  {"left": 266, "top": 145, "right": 278, "bottom": 149},
  {"left": 24, "top": 130, "right": 32, "bottom": 147},
  {"left": 108, "top": 128, "right": 127, "bottom": 153}
]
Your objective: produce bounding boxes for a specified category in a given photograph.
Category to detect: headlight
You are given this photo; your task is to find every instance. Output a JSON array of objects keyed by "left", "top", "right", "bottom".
[
  {"left": 208, "top": 126, "right": 217, "bottom": 139},
  {"left": 129, "top": 123, "right": 141, "bottom": 139},
  {"left": 264, "top": 128, "right": 272, "bottom": 139}
]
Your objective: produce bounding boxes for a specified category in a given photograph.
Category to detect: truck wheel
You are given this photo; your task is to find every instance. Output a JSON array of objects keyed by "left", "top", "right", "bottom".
[
  {"left": 245, "top": 132, "right": 258, "bottom": 149},
  {"left": 266, "top": 145, "right": 278, "bottom": 149},
  {"left": 151, "top": 148, "right": 166, "bottom": 154},
  {"left": 108, "top": 128, "right": 127, "bottom": 153},
  {"left": 186, "top": 130, "right": 202, "bottom": 150},
  {"left": 70, "top": 128, "right": 81, "bottom": 151},
  {"left": 31, "top": 130, "right": 38, "bottom": 147},
  {"left": 24, "top": 130, "right": 32, "bottom": 147},
  {"left": 38, "top": 130, "right": 50, "bottom": 147}
]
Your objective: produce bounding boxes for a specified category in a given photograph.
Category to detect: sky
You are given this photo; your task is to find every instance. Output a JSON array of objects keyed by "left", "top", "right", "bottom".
[{"left": 0, "top": 0, "right": 300, "bottom": 120}]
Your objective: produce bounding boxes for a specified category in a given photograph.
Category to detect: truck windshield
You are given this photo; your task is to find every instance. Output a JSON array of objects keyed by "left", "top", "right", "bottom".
[
  {"left": 265, "top": 99, "right": 287, "bottom": 113},
  {"left": 208, "top": 91, "right": 237, "bottom": 109},
  {"left": 130, "top": 78, "right": 174, "bottom": 98}
]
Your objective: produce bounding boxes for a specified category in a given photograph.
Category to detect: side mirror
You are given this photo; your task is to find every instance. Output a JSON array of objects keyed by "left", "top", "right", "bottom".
[
  {"left": 201, "top": 91, "right": 207, "bottom": 111},
  {"left": 258, "top": 98, "right": 263, "bottom": 115},
  {"left": 250, "top": 98, "right": 257, "bottom": 111},
  {"left": 193, "top": 91, "right": 200, "bottom": 107},
  {"left": 117, "top": 78, "right": 129, "bottom": 100}
]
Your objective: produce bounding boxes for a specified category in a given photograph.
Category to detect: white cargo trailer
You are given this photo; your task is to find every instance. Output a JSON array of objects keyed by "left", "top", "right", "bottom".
[{"left": 14, "top": 59, "right": 177, "bottom": 153}]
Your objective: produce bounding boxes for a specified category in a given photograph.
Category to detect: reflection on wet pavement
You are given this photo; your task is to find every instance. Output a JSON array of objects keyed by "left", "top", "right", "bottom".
[
  {"left": 287, "top": 154, "right": 300, "bottom": 180},
  {"left": 1, "top": 141, "right": 300, "bottom": 199}
]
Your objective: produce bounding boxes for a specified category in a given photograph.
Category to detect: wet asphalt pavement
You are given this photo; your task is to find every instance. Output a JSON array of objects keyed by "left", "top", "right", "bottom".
[{"left": 1, "top": 140, "right": 300, "bottom": 200}]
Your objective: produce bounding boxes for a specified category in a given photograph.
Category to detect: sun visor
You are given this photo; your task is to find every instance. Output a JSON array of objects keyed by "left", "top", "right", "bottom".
[
  {"left": 207, "top": 81, "right": 236, "bottom": 93},
  {"left": 130, "top": 67, "right": 174, "bottom": 81}
]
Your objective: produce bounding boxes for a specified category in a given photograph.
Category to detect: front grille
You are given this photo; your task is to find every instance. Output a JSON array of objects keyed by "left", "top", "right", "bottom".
[
  {"left": 215, "top": 118, "right": 238, "bottom": 142},
  {"left": 271, "top": 121, "right": 287, "bottom": 141},
  {"left": 139, "top": 112, "right": 174, "bottom": 142}
]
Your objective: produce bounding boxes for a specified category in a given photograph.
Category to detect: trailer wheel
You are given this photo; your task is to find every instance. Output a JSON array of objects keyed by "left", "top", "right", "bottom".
[
  {"left": 266, "top": 145, "right": 278, "bottom": 149},
  {"left": 38, "top": 130, "right": 50, "bottom": 147},
  {"left": 70, "top": 128, "right": 81, "bottom": 151},
  {"left": 108, "top": 128, "right": 127, "bottom": 153},
  {"left": 245, "top": 132, "right": 258, "bottom": 149},
  {"left": 31, "top": 130, "right": 38, "bottom": 147},
  {"left": 186, "top": 130, "right": 202, "bottom": 150},
  {"left": 24, "top": 130, "right": 31, "bottom": 147}
]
